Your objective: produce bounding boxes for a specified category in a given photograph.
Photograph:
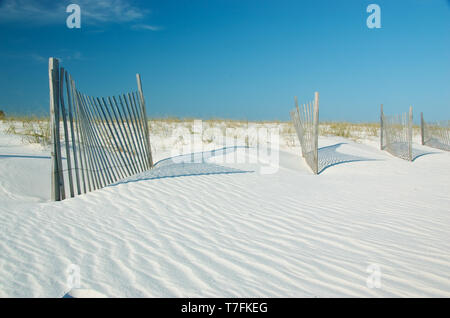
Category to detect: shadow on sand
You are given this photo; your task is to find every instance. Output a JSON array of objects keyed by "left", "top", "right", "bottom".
[
  {"left": 318, "top": 143, "right": 376, "bottom": 174},
  {"left": 412, "top": 148, "right": 439, "bottom": 162},
  {"left": 386, "top": 142, "right": 439, "bottom": 161},
  {"left": 423, "top": 138, "right": 450, "bottom": 152},
  {"left": 110, "top": 146, "right": 253, "bottom": 187},
  {"left": 0, "top": 154, "right": 53, "bottom": 160}
]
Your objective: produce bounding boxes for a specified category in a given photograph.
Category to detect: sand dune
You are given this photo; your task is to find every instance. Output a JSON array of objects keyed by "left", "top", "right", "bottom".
[{"left": 0, "top": 124, "right": 449, "bottom": 297}]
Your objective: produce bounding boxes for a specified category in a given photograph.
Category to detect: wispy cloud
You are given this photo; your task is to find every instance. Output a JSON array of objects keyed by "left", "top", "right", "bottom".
[
  {"left": 80, "top": 0, "right": 148, "bottom": 23},
  {"left": 0, "top": 0, "right": 62, "bottom": 24},
  {"left": 30, "top": 53, "right": 47, "bottom": 63},
  {"left": 0, "top": 51, "right": 84, "bottom": 64},
  {"left": 55, "top": 51, "right": 84, "bottom": 63},
  {"left": 0, "top": 0, "right": 151, "bottom": 25},
  {"left": 131, "top": 24, "right": 163, "bottom": 31}
]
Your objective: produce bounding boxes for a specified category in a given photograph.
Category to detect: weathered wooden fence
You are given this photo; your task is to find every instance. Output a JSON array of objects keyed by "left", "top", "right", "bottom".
[
  {"left": 49, "top": 57, "right": 153, "bottom": 201},
  {"left": 290, "top": 92, "right": 319, "bottom": 174},
  {"left": 380, "top": 105, "right": 413, "bottom": 161},
  {"left": 420, "top": 113, "right": 450, "bottom": 151}
]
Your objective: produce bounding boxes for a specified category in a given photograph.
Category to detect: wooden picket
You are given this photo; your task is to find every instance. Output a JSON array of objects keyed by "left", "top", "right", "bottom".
[{"left": 49, "top": 57, "right": 154, "bottom": 201}]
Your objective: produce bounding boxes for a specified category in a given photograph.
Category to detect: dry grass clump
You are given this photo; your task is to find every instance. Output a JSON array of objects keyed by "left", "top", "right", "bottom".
[
  {"left": 321, "top": 122, "right": 352, "bottom": 138},
  {"left": 147, "top": 118, "right": 383, "bottom": 148},
  {"left": 320, "top": 122, "right": 380, "bottom": 141},
  {"left": 3, "top": 115, "right": 51, "bottom": 146},
  {"left": 22, "top": 120, "right": 51, "bottom": 145},
  {"left": 3, "top": 115, "right": 414, "bottom": 149}
]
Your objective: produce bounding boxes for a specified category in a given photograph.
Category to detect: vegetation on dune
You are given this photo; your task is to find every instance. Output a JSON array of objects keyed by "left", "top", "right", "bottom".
[
  {"left": 147, "top": 118, "right": 384, "bottom": 148},
  {"left": 320, "top": 122, "right": 380, "bottom": 140},
  {"left": 2, "top": 115, "right": 420, "bottom": 147},
  {"left": 2, "top": 115, "right": 51, "bottom": 146}
]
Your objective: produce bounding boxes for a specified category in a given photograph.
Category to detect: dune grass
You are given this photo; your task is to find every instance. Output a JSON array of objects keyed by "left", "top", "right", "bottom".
[
  {"left": 2, "top": 115, "right": 51, "bottom": 146},
  {"left": 2, "top": 115, "right": 414, "bottom": 147},
  {"left": 320, "top": 122, "right": 379, "bottom": 140}
]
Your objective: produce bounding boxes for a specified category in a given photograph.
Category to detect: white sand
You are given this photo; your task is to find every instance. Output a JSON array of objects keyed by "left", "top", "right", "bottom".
[{"left": 0, "top": 122, "right": 449, "bottom": 297}]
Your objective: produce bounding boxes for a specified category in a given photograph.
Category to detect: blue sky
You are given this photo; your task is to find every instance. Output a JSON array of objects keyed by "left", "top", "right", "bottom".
[{"left": 0, "top": 0, "right": 449, "bottom": 122}]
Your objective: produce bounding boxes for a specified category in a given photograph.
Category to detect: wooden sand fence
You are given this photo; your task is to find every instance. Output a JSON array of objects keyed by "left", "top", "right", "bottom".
[
  {"left": 49, "top": 57, "right": 153, "bottom": 201},
  {"left": 380, "top": 105, "right": 413, "bottom": 161},
  {"left": 290, "top": 92, "right": 320, "bottom": 174},
  {"left": 420, "top": 113, "right": 450, "bottom": 151}
]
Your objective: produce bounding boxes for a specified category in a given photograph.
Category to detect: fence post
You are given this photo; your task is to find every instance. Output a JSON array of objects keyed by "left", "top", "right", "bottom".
[
  {"left": 408, "top": 106, "right": 413, "bottom": 161},
  {"left": 420, "top": 112, "right": 425, "bottom": 145},
  {"left": 59, "top": 68, "right": 75, "bottom": 198},
  {"left": 380, "top": 104, "right": 384, "bottom": 150},
  {"left": 136, "top": 74, "right": 153, "bottom": 168},
  {"left": 313, "top": 92, "right": 320, "bottom": 174},
  {"left": 49, "top": 58, "right": 62, "bottom": 201}
]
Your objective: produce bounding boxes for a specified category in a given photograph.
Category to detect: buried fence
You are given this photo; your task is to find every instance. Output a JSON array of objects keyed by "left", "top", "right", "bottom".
[
  {"left": 290, "top": 92, "right": 319, "bottom": 174},
  {"left": 49, "top": 57, "right": 153, "bottom": 201},
  {"left": 380, "top": 105, "right": 413, "bottom": 161},
  {"left": 420, "top": 113, "right": 450, "bottom": 151}
]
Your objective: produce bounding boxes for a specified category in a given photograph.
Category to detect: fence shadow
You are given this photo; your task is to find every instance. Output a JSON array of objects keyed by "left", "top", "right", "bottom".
[
  {"left": 110, "top": 146, "right": 253, "bottom": 186},
  {"left": 0, "top": 154, "right": 53, "bottom": 160},
  {"left": 153, "top": 146, "right": 249, "bottom": 167},
  {"left": 412, "top": 148, "right": 439, "bottom": 162},
  {"left": 318, "top": 143, "right": 376, "bottom": 174},
  {"left": 423, "top": 139, "right": 450, "bottom": 152}
]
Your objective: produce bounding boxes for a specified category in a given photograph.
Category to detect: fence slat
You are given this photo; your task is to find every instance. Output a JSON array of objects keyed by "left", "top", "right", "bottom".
[
  {"left": 111, "top": 96, "right": 141, "bottom": 174},
  {"left": 79, "top": 94, "right": 111, "bottom": 187},
  {"left": 313, "top": 92, "right": 320, "bottom": 174},
  {"left": 128, "top": 92, "right": 149, "bottom": 171},
  {"left": 90, "top": 97, "right": 127, "bottom": 181},
  {"left": 49, "top": 58, "right": 66, "bottom": 200},
  {"left": 78, "top": 101, "right": 103, "bottom": 189},
  {"left": 420, "top": 112, "right": 425, "bottom": 146},
  {"left": 123, "top": 94, "right": 148, "bottom": 171},
  {"left": 421, "top": 114, "right": 450, "bottom": 151},
  {"left": 70, "top": 78, "right": 88, "bottom": 194},
  {"left": 133, "top": 92, "right": 152, "bottom": 170},
  {"left": 49, "top": 58, "right": 60, "bottom": 201},
  {"left": 114, "top": 96, "right": 144, "bottom": 173},
  {"left": 381, "top": 106, "right": 414, "bottom": 161},
  {"left": 59, "top": 68, "right": 75, "bottom": 198},
  {"left": 50, "top": 59, "right": 153, "bottom": 200},
  {"left": 107, "top": 97, "right": 138, "bottom": 175},
  {"left": 65, "top": 72, "right": 81, "bottom": 195},
  {"left": 83, "top": 96, "right": 117, "bottom": 184},
  {"left": 290, "top": 92, "right": 320, "bottom": 174},
  {"left": 408, "top": 106, "right": 413, "bottom": 161},
  {"left": 75, "top": 91, "right": 95, "bottom": 191},
  {"left": 132, "top": 91, "right": 151, "bottom": 170},
  {"left": 380, "top": 104, "right": 384, "bottom": 150},
  {"left": 118, "top": 95, "right": 146, "bottom": 173},
  {"left": 136, "top": 74, "right": 153, "bottom": 168},
  {"left": 99, "top": 97, "right": 134, "bottom": 177}
]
